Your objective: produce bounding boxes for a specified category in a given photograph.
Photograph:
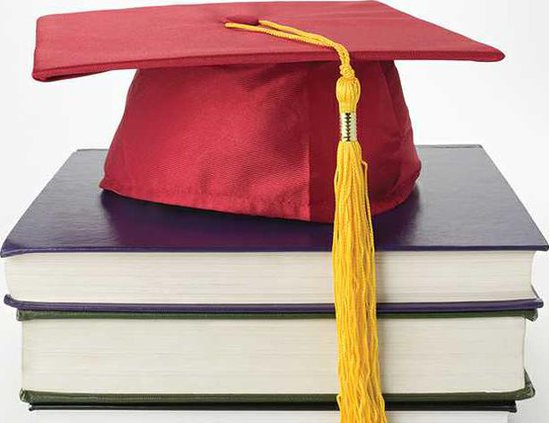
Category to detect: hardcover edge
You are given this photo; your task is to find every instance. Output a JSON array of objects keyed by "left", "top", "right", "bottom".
[
  {"left": 28, "top": 401, "right": 518, "bottom": 413},
  {"left": 14, "top": 308, "right": 540, "bottom": 322},
  {"left": 4, "top": 294, "right": 544, "bottom": 315},
  {"left": 19, "top": 372, "right": 534, "bottom": 407}
]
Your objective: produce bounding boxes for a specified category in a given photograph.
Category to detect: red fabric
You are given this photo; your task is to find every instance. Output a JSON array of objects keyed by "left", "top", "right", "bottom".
[
  {"left": 101, "top": 60, "right": 418, "bottom": 222},
  {"left": 32, "top": 1, "right": 503, "bottom": 222},
  {"left": 33, "top": 1, "right": 503, "bottom": 81}
]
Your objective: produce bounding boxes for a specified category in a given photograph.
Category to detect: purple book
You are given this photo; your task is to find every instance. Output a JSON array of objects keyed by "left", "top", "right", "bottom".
[{"left": 2, "top": 145, "right": 546, "bottom": 314}]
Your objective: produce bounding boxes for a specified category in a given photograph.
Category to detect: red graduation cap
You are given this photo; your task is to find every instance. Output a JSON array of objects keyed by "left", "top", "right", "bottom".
[
  {"left": 32, "top": 3, "right": 503, "bottom": 422},
  {"left": 34, "top": 1, "right": 503, "bottom": 223}
]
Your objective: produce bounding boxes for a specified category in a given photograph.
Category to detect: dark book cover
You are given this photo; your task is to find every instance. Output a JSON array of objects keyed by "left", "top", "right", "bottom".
[
  {"left": 29, "top": 400, "right": 518, "bottom": 412},
  {"left": 14, "top": 309, "right": 540, "bottom": 321},
  {"left": 20, "top": 373, "right": 534, "bottom": 408},
  {"left": 2, "top": 145, "right": 547, "bottom": 257},
  {"left": 4, "top": 294, "right": 543, "bottom": 314}
]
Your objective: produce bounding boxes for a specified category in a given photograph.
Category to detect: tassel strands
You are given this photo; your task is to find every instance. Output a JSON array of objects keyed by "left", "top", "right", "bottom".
[
  {"left": 333, "top": 142, "right": 386, "bottom": 423},
  {"left": 226, "top": 20, "right": 386, "bottom": 423}
]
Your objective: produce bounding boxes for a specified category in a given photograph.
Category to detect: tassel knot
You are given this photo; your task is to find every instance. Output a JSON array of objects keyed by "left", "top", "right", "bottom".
[
  {"left": 336, "top": 74, "right": 361, "bottom": 114},
  {"left": 339, "top": 64, "right": 355, "bottom": 79}
]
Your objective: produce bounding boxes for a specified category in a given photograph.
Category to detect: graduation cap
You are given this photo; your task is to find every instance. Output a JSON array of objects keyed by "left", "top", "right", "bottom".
[{"left": 32, "top": 2, "right": 503, "bottom": 422}]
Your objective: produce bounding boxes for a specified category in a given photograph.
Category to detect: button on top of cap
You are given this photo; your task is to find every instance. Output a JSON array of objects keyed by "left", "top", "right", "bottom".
[{"left": 224, "top": 15, "right": 259, "bottom": 26}]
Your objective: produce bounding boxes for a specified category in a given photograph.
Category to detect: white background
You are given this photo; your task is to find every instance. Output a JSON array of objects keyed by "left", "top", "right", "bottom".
[{"left": 1, "top": 0, "right": 548, "bottom": 422}]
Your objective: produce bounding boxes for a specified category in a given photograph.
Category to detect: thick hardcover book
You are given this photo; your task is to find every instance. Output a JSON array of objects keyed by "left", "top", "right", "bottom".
[
  {"left": 1, "top": 145, "right": 546, "bottom": 313},
  {"left": 16, "top": 309, "right": 536, "bottom": 406}
]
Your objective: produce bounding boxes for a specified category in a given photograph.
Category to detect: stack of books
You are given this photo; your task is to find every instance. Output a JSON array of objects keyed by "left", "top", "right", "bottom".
[{"left": 2, "top": 145, "right": 546, "bottom": 422}]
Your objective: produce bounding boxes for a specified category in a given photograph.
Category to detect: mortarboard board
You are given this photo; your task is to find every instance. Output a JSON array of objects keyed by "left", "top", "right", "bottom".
[{"left": 32, "top": 2, "right": 503, "bottom": 422}]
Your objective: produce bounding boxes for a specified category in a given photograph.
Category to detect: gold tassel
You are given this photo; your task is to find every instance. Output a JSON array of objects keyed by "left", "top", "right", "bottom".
[{"left": 226, "top": 20, "right": 386, "bottom": 423}]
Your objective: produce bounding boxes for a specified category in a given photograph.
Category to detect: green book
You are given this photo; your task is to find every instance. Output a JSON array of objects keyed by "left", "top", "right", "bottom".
[{"left": 17, "top": 310, "right": 536, "bottom": 407}]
